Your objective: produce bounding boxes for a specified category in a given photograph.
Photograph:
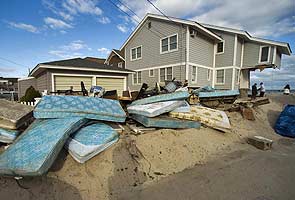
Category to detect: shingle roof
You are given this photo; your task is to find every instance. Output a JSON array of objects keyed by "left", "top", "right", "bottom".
[
  {"left": 40, "top": 58, "right": 133, "bottom": 72},
  {"left": 84, "top": 57, "right": 106, "bottom": 64}
]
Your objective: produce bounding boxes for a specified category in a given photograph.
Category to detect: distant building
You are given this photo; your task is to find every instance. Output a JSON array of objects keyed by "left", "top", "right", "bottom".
[{"left": 0, "top": 77, "right": 18, "bottom": 91}]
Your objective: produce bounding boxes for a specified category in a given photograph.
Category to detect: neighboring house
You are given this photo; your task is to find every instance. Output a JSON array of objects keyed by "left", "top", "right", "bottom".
[
  {"left": 18, "top": 57, "right": 133, "bottom": 99},
  {"left": 120, "top": 13, "right": 291, "bottom": 91},
  {"left": 105, "top": 49, "right": 125, "bottom": 68},
  {"left": 0, "top": 77, "right": 18, "bottom": 91},
  {"left": 84, "top": 57, "right": 106, "bottom": 64}
]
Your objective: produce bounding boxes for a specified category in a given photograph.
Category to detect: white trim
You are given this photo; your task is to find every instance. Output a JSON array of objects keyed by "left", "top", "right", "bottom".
[
  {"left": 258, "top": 45, "right": 271, "bottom": 64},
  {"left": 233, "top": 34, "right": 238, "bottom": 66},
  {"left": 160, "top": 33, "right": 178, "bottom": 54},
  {"left": 132, "top": 71, "right": 142, "bottom": 85},
  {"left": 273, "top": 46, "right": 277, "bottom": 64},
  {"left": 212, "top": 44, "right": 217, "bottom": 87},
  {"left": 30, "top": 64, "right": 133, "bottom": 76},
  {"left": 132, "top": 62, "right": 186, "bottom": 71},
  {"left": 202, "top": 23, "right": 291, "bottom": 55},
  {"left": 212, "top": 65, "right": 240, "bottom": 70},
  {"left": 112, "top": 50, "right": 125, "bottom": 61},
  {"left": 240, "top": 40, "right": 244, "bottom": 67},
  {"left": 119, "top": 13, "right": 222, "bottom": 51},
  {"left": 130, "top": 45, "right": 142, "bottom": 61},
  {"left": 158, "top": 66, "right": 173, "bottom": 83},
  {"left": 149, "top": 69, "right": 155, "bottom": 77},
  {"left": 191, "top": 65, "right": 197, "bottom": 83},
  {"left": 118, "top": 62, "right": 123, "bottom": 68},
  {"left": 51, "top": 73, "right": 127, "bottom": 92},
  {"left": 231, "top": 68, "right": 235, "bottom": 90},
  {"left": 185, "top": 26, "right": 189, "bottom": 80},
  {"left": 215, "top": 69, "right": 225, "bottom": 85},
  {"left": 207, "top": 69, "right": 212, "bottom": 81},
  {"left": 18, "top": 77, "right": 35, "bottom": 81},
  {"left": 105, "top": 50, "right": 126, "bottom": 65},
  {"left": 236, "top": 69, "right": 240, "bottom": 84},
  {"left": 188, "top": 62, "right": 213, "bottom": 69},
  {"left": 216, "top": 40, "right": 225, "bottom": 55}
]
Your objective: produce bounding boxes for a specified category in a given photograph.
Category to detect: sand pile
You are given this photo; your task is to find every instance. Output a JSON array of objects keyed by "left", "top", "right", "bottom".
[{"left": 0, "top": 94, "right": 294, "bottom": 200}]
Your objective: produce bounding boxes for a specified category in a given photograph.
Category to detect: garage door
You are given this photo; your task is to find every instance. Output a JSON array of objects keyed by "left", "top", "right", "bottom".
[
  {"left": 54, "top": 76, "right": 92, "bottom": 91},
  {"left": 96, "top": 77, "right": 125, "bottom": 96}
]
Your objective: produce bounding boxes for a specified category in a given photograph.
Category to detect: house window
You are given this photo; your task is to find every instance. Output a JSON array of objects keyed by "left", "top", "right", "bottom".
[
  {"left": 207, "top": 69, "right": 211, "bottom": 80},
  {"left": 259, "top": 46, "right": 270, "bottom": 62},
  {"left": 159, "top": 67, "right": 173, "bottom": 82},
  {"left": 133, "top": 71, "right": 142, "bottom": 85},
  {"left": 216, "top": 69, "right": 225, "bottom": 84},
  {"left": 118, "top": 62, "right": 123, "bottom": 68},
  {"left": 236, "top": 69, "right": 240, "bottom": 83},
  {"left": 149, "top": 69, "right": 154, "bottom": 77},
  {"left": 161, "top": 34, "right": 178, "bottom": 53},
  {"left": 191, "top": 66, "right": 197, "bottom": 82},
  {"left": 217, "top": 41, "right": 224, "bottom": 54},
  {"left": 130, "top": 46, "right": 142, "bottom": 61}
]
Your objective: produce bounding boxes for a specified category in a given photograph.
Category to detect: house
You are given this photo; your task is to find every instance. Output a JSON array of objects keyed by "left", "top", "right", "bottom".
[
  {"left": 0, "top": 77, "right": 18, "bottom": 91},
  {"left": 120, "top": 13, "right": 291, "bottom": 92},
  {"left": 105, "top": 49, "right": 125, "bottom": 68},
  {"left": 18, "top": 57, "right": 133, "bottom": 99}
]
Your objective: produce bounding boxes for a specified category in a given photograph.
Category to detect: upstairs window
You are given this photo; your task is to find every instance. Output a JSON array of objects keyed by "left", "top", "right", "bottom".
[
  {"left": 161, "top": 34, "right": 178, "bottom": 53},
  {"left": 259, "top": 46, "right": 270, "bottom": 63},
  {"left": 130, "top": 46, "right": 142, "bottom": 61},
  {"left": 159, "top": 67, "right": 173, "bottom": 82},
  {"left": 217, "top": 41, "right": 224, "bottom": 54}
]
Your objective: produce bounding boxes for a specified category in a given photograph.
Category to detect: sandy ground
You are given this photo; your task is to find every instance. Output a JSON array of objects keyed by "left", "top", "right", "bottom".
[{"left": 0, "top": 93, "right": 294, "bottom": 200}]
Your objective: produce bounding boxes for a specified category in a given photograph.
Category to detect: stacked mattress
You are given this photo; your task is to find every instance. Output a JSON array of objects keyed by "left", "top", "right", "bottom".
[
  {"left": 65, "top": 122, "right": 119, "bottom": 163},
  {"left": 34, "top": 95, "right": 126, "bottom": 122},
  {"left": 0, "top": 118, "right": 87, "bottom": 176},
  {"left": 0, "top": 128, "right": 20, "bottom": 144}
]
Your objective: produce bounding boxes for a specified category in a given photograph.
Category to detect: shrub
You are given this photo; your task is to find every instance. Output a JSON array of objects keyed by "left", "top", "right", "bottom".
[{"left": 20, "top": 86, "right": 41, "bottom": 102}]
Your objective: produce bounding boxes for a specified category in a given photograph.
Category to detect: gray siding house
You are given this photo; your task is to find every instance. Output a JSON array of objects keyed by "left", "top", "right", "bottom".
[{"left": 120, "top": 14, "right": 291, "bottom": 91}]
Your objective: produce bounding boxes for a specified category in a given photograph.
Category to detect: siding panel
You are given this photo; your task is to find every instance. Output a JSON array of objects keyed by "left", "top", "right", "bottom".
[
  {"left": 214, "top": 68, "right": 233, "bottom": 90},
  {"left": 215, "top": 31, "right": 235, "bottom": 67}
]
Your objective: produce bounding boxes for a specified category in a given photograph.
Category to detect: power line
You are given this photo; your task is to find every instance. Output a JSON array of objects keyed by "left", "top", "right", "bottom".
[
  {"left": 146, "top": 0, "right": 173, "bottom": 22},
  {"left": 0, "top": 56, "right": 26, "bottom": 68}
]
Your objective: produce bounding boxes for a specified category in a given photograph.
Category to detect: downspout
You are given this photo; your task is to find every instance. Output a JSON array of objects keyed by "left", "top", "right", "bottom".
[
  {"left": 232, "top": 34, "right": 238, "bottom": 90},
  {"left": 185, "top": 26, "right": 189, "bottom": 81},
  {"left": 212, "top": 44, "right": 217, "bottom": 88}
]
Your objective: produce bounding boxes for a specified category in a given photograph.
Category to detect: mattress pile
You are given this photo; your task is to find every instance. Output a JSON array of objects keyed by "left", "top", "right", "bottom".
[
  {"left": 0, "top": 128, "right": 20, "bottom": 144},
  {"left": 65, "top": 122, "right": 119, "bottom": 163},
  {"left": 128, "top": 91, "right": 201, "bottom": 129}
]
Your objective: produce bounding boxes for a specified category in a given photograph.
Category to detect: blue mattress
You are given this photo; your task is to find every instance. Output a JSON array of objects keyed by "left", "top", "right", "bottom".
[
  {"left": 66, "top": 122, "right": 119, "bottom": 163},
  {"left": 0, "top": 118, "right": 87, "bottom": 176},
  {"left": 0, "top": 128, "right": 20, "bottom": 143},
  {"left": 275, "top": 105, "right": 295, "bottom": 138},
  {"left": 130, "top": 91, "right": 190, "bottom": 106},
  {"left": 34, "top": 95, "right": 126, "bottom": 122},
  {"left": 131, "top": 114, "right": 201, "bottom": 129},
  {"left": 198, "top": 90, "right": 239, "bottom": 98}
]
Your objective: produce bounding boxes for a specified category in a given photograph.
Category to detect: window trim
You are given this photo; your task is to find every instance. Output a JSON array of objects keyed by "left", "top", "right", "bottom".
[
  {"left": 215, "top": 69, "right": 225, "bottom": 85},
  {"left": 216, "top": 40, "right": 225, "bottom": 54},
  {"left": 160, "top": 33, "right": 178, "bottom": 54},
  {"left": 236, "top": 69, "right": 240, "bottom": 84},
  {"left": 132, "top": 71, "right": 142, "bottom": 85},
  {"left": 130, "top": 45, "right": 142, "bottom": 61},
  {"left": 258, "top": 45, "right": 271, "bottom": 63},
  {"left": 118, "top": 62, "right": 123, "bottom": 68},
  {"left": 207, "top": 69, "right": 211, "bottom": 81},
  {"left": 149, "top": 69, "right": 154, "bottom": 77},
  {"left": 158, "top": 66, "right": 173, "bottom": 83},
  {"left": 191, "top": 66, "right": 197, "bottom": 83}
]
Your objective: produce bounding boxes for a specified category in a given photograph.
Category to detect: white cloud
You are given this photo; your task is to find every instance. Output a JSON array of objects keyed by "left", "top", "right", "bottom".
[
  {"left": 49, "top": 40, "right": 91, "bottom": 59},
  {"left": 117, "top": 24, "right": 128, "bottom": 33},
  {"left": 61, "top": 40, "right": 91, "bottom": 51},
  {"left": 62, "top": 0, "right": 102, "bottom": 16},
  {"left": 42, "top": 0, "right": 74, "bottom": 21},
  {"left": 44, "top": 17, "right": 73, "bottom": 29},
  {"left": 49, "top": 50, "right": 83, "bottom": 59},
  {"left": 98, "top": 17, "right": 111, "bottom": 24},
  {"left": 97, "top": 47, "right": 111, "bottom": 56},
  {"left": 119, "top": 0, "right": 294, "bottom": 38},
  {"left": 8, "top": 22, "right": 39, "bottom": 33}
]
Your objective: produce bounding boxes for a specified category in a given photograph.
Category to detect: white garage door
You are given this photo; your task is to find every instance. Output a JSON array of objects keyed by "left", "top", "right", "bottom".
[
  {"left": 96, "top": 77, "right": 125, "bottom": 96},
  {"left": 54, "top": 76, "right": 92, "bottom": 91}
]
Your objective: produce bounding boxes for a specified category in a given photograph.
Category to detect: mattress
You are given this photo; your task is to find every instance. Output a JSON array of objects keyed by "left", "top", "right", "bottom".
[
  {"left": 0, "top": 99, "right": 33, "bottom": 130},
  {"left": 130, "top": 91, "right": 190, "bottom": 106},
  {"left": 169, "top": 106, "right": 231, "bottom": 132},
  {"left": 131, "top": 114, "right": 201, "bottom": 129},
  {"left": 171, "top": 101, "right": 190, "bottom": 113},
  {"left": 127, "top": 100, "right": 184, "bottom": 117},
  {"left": 198, "top": 90, "right": 239, "bottom": 98},
  {"left": 34, "top": 95, "right": 126, "bottom": 122},
  {"left": 0, "top": 117, "right": 87, "bottom": 176},
  {"left": 65, "top": 123, "right": 119, "bottom": 163},
  {"left": 0, "top": 128, "right": 20, "bottom": 143}
]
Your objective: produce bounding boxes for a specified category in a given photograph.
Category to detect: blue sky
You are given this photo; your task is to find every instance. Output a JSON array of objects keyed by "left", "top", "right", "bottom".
[{"left": 0, "top": 0, "right": 294, "bottom": 89}]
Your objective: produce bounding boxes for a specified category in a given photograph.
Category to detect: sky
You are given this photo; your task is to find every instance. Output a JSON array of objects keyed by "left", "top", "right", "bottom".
[{"left": 0, "top": 0, "right": 294, "bottom": 89}]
